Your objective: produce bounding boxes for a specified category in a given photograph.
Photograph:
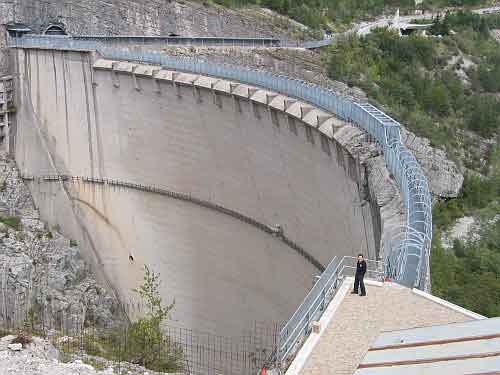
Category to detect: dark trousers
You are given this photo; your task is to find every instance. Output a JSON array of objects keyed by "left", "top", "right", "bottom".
[{"left": 354, "top": 273, "right": 366, "bottom": 295}]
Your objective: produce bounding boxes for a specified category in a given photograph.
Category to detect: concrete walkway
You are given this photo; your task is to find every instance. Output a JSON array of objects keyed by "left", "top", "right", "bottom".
[{"left": 300, "top": 282, "right": 474, "bottom": 375}]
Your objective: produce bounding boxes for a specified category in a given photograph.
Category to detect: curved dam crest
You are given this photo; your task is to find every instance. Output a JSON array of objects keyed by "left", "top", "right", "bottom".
[{"left": 12, "top": 47, "right": 380, "bottom": 337}]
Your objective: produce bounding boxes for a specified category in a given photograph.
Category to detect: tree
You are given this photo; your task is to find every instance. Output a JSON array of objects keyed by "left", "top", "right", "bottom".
[
  {"left": 466, "top": 96, "right": 500, "bottom": 137},
  {"left": 125, "top": 265, "right": 183, "bottom": 372}
]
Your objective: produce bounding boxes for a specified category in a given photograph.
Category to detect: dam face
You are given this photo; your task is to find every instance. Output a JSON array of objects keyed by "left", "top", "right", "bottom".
[{"left": 12, "top": 47, "right": 377, "bottom": 337}]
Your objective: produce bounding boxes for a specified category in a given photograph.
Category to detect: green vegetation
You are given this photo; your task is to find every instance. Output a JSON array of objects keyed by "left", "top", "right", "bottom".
[
  {"left": 125, "top": 265, "right": 182, "bottom": 371},
  {"left": 0, "top": 215, "right": 22, "bottom": 231},
  {"left": 327, "top": 12, "right": 500, "bottom": 145},
  {"left": 72, "top": 266, "right": 183, "bottom": 372},
  {"left": 324, "top": 12, "right": 500, "bottom": 316},
  {"left": 81, "top": 358, "right": 106, "bottom": 371},
  {"left": 431, "top": 217, "right": 500, "bottom": 317},
  {"left": 210, "top": 0, "right": 497, "bottom": 29},
  {"left": 431, "top": 154, "right": 500, "bottom": 316}
]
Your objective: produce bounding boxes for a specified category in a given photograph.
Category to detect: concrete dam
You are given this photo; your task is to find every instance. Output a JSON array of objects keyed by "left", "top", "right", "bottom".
[{"left": 11, "top": 46, "right": 381, "bottom": 338}]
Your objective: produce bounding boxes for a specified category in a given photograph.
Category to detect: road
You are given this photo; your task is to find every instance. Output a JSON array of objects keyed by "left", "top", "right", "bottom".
[{"left": 354, "top": 5, "right": 500, "bottom": 36}]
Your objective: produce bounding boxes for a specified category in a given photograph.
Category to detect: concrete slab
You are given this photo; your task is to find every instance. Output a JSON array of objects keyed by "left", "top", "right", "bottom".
[
  {"left": 355, "top": 356, "right": 500, "bottom": 375},
  {"left": 372, "top": 317, "right": 498, "bottom": 350},
  {"left": 230, "top": 83, "right": 252, "bottom": 99},
  {"left": 193, "top": 76, "right": 219, "bottom": 90},
  {"left": 174, "top": 72, "right": 198, "bottom": 85},
  {"left": 297, "top": 282, "right": 475, "bottom": 375},
  {"left": 212, "top": 80, "right": 232, "bottom": 94},
  {"left": 133, "top": 64, "right": 157, "bottom": 77},
  {"left": 93, "top": 59, "right": 114, "bottom": 70},
  {"left": 154, "top": 69, "right": 174, "bottom": 81},
  {"left": 113, "top": 61, "right": 136, "bottom": 73}
]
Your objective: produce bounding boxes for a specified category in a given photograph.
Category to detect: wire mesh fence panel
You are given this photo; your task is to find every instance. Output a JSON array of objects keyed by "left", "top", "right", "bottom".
[{"left": 0, "top": 267, "right": 279, "bottom": 375}]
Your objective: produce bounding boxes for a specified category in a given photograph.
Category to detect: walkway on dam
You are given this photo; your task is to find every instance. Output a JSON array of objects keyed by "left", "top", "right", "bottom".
[{"left": 294, "top": 280, "right": 480, "bottom": 375}]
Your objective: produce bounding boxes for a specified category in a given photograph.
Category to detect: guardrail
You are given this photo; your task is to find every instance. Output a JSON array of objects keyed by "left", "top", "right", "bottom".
[
  {"left": 22, "top": 174, "right": 325, "bottom": 272},
  {"left": 278, "top": 256, "right": 384, "bottom": 367},
  {"left": 9, "top": 35, "right": 431, "bottom": 291},
  {"left": 10, "top": 35, "right": 432, "bottom": 370},
  {"left": 10, "top": 34, "right": 332, "bottom": 49},
  {"left": 73, "top": 35, "right": 282, "bottom": 48}
]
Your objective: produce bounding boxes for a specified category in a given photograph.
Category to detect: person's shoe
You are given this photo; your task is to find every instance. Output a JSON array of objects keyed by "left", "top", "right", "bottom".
[
  {"left": 360, "top": 294, "right": 366, "bottom": 296},
  {"left": 351, "top": 291, "right": 358, "bottom": 294}
]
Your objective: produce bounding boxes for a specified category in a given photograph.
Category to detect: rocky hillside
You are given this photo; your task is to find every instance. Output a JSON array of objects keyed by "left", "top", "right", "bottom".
[
  {"left": 0, "top": 153, "right": 121, "bottom": 331},
  {"left": 0, "top": 0, "right": 313, "bottom": 74},
  {"left": 0, "top": 334, "right": 176, "bottom": 375},
  {"left": 0, "top": 0, "right": 309, "bottom": 37}
]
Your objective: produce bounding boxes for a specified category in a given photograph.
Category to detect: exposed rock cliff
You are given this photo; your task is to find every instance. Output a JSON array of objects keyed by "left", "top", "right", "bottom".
[
  {"left": 0, "top": 0, "right": 305, "bottom": 37},
  {"left": 0, "top": 154, "right": 120, "bottom": 330}
]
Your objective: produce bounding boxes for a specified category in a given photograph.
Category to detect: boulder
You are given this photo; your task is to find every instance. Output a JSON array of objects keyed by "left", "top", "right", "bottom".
[{"left": 7, "top": 343, "right": 22, "bottom": 351}]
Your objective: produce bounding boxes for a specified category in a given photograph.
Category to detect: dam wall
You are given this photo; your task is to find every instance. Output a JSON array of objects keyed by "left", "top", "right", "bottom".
[{"left": 12, "top": 47, "right": 377, "bottom": 336}]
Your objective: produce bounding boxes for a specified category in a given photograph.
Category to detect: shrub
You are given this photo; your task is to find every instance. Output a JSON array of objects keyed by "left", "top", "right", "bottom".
[
  {"left": 0, "top": 216, "right": 21, "bottom": 231},
  {"left": 11, "top": 333, "right": 33, "bottom": 348},
  {"left": 123, "top": 265, "right": 183, "bottom": 372},
  {"left": 77, "top": 266, "right": 184, "bottom": 372}
]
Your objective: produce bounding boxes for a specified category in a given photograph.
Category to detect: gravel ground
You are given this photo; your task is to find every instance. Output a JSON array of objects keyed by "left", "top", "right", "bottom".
[
  {"left": 0, "top": 334, "right": 178, "bottom": 375},
  {"left": 0, "top": 335, "right": 114, "bottom": 375}
]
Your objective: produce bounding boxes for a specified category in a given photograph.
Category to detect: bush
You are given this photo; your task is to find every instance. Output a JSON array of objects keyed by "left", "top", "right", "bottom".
[
  {"left": 124, "top": 265, "right": 182, "bottom": 372},
  {"left": 72, "top": 266, "right": 184, "bottom": 372},
  {"left": 11, "top": 333, "right": 33, "bottom": 348},
  {"left": 0, "top": 216, "right": 21, "bottom": 231}
]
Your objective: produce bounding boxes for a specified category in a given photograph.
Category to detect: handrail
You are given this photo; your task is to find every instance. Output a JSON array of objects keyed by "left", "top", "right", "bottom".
[
  {"left": 10, "top": 36, "right": 432, "bottom": 289},
  {"left": 278, "top": 256, "right": 385, "bottom": 366},
  {"left": 9, "top": 35, "right": 432, "bottom": 288},
  {"left": 22, "top": 174, "right": 325, "bottom": 272},
  {"left": 10, "top": 35, "right": 433, "bottom": 369}
]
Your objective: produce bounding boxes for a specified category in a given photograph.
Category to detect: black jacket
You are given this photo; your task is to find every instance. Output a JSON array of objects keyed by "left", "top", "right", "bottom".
[{"left": 356, "top": 260, "right": 367, "bottom": 276}]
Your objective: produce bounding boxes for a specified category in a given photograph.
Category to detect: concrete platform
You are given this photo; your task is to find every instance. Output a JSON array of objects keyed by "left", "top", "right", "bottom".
[{"left": 288, "top": 279, "right": 481, "bottom": 375}]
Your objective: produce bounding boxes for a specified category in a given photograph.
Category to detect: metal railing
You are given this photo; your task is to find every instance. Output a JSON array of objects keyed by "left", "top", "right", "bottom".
[
  {"left": 22, "top": 174, "right": 325, "bottom": 272},
  {"left": 278, "top": 256, "right": 384, "bottom": 366},
  {"left": 9, "top": 35, "right": 430, "bottom": 291},
  {"left": 8, "top": 34, "right": 333, "bottom": 50},
  {"left": 9, "top": 35, "right": 432, "bottom": 369}
]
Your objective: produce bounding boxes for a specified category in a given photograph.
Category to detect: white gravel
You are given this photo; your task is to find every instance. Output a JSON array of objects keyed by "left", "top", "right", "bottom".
[{"left": 0, "top": 335, "right": 115, "bottom": 375}]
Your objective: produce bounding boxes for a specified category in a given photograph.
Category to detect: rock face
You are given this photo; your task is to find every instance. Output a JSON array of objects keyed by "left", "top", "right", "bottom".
[
  {"left": 441, "top": 216, "right": 476, "bottom": 249},
  {"left": 0, "top": 335, "right": 111, "bottom": 375},
  {"left": 153, "top": 46, "right": 368, "bottom": 101},
  {"left": 0, "top": 154, "right": 120, "bottom": 330},
  {"left": 0, "top": 0, "right": 310, "bottom": 74},
  {"left": 401, "top": 128, "right": 463, "bottom": 198},
  {"left": 329, "top": 118, "right": 406, "bottom": 261},
  {"left": 492, "top": 29, "right": 500, "bottom": 43},
  {"left": 0, "top": 0, "right": 300, "bottom": 37}
]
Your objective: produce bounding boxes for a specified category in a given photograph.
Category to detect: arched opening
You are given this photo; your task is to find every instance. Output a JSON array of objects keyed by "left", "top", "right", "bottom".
[{"left": 44, "top": 24, "right": 67, "bottom": 36}]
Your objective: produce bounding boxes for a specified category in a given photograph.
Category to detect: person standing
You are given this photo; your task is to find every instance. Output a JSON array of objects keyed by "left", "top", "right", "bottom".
[{"left": 351, "top": 254, "right": 367, "bottom": 296}]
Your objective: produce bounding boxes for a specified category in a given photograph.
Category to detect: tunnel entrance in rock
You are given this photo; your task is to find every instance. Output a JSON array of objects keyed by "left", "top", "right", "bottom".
[{"left": 43, "top": 24, "right": 67, "bottom": 36}]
